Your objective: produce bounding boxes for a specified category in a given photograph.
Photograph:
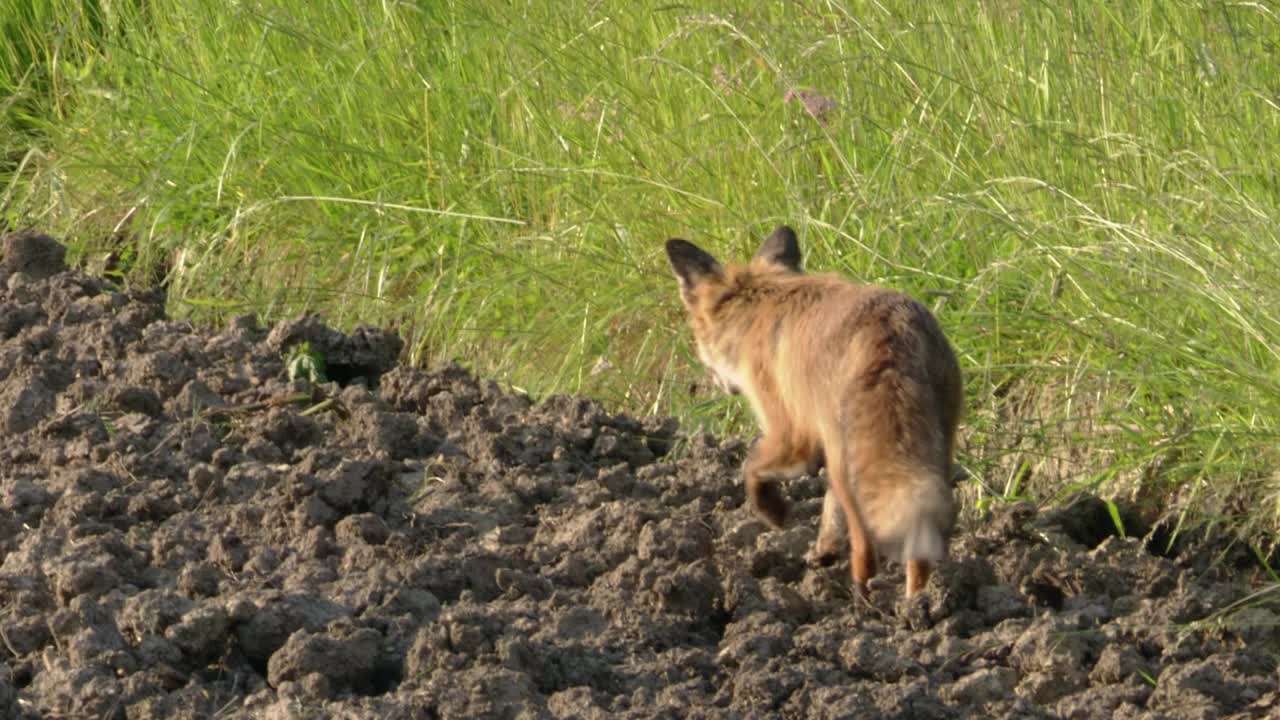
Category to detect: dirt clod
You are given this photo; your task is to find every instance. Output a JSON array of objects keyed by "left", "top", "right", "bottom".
[
  {"left": 2, "top": 230, "right": 67, "bottom": 280},
  {"left": 2, "top": 234, "right": 1277, "bottom": 718}
]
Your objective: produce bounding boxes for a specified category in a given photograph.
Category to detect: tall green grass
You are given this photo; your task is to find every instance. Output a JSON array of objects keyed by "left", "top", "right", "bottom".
[{"left": 4, "top": 0, "right": 1279, "bottom": 535}]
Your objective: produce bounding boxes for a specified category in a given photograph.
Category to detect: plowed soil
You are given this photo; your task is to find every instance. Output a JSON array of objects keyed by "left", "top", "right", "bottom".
[{"left": 2, "top": 231, "right": 1277, "bottom": 719}]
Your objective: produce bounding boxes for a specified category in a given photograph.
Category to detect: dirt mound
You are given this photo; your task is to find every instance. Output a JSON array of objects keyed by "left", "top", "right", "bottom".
[{"left": 2, "top": 233, "right": 1277, "bottom": 719}]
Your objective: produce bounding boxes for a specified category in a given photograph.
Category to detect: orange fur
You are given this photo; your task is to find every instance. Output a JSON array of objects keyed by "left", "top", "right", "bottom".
[{"left": 666, "top": 226, "right": 962, "bottom": 597}]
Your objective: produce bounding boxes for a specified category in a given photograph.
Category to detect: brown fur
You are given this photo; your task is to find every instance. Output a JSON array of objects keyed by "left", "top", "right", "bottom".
[{"left": 665, "top": 226, "right": 963, "bottom": 597}]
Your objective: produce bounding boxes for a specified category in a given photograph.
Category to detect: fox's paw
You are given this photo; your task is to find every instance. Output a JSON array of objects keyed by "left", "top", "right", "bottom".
[
  {"left": 807, "top": 541, "right": 843, "bottom": 567},
  {"left": 749, "top": 480, "right": 789, "bottom": 528}
]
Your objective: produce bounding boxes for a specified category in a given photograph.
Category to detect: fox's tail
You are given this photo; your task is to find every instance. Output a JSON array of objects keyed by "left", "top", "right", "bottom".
[
  {"left": 852, "top": 459, "right": 955, "bottom": 564},
  {"left": 902, "top": 484, "right": 949, "bottom": 563}
]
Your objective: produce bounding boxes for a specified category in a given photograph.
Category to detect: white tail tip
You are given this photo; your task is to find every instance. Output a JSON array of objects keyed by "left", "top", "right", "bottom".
[{"left": 904, "top": 518, "right": 945, "bottom": 563}]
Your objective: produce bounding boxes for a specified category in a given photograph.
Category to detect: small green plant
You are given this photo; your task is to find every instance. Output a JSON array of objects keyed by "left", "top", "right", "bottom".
[
  {"left": 285, "top": 342, "right": 327, "bottom": 385},
  {"left": 1104, "top": 499, "right": 1127, "bottom": 540}
]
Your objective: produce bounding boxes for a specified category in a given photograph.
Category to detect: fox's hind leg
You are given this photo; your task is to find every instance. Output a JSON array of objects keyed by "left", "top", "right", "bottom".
[
  {"left": 824, "top": 454, "right": 876, "bottom": 593},
  {"left": 743, "top": 434, "right": 811, "bottom": 528},
  {"left": 906, "top": 559, "right": 932, "bottom": 596}
]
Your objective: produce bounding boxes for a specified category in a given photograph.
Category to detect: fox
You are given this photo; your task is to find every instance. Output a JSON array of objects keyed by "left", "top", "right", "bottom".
[{"left": 665, "top": 225, "right": 963, "bottom": 597}]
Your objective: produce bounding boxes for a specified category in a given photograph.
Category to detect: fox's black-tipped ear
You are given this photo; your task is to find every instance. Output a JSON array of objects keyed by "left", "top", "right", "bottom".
[
  {"left": 753, "top": 225, "right": 801, "bottom": 272},
  {"left": 665, "top": 238, "right": 723, "bottom": 292}
]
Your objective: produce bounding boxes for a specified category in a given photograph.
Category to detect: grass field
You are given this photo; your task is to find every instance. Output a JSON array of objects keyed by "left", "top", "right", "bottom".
[{"left": 3, "top": 0, "right": 1279, "bottom": 538}]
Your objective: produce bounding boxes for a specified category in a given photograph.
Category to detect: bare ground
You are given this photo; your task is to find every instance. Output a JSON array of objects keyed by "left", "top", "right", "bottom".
[{"left": 1, "top": 230, "right": 1278, "bottom": 719}]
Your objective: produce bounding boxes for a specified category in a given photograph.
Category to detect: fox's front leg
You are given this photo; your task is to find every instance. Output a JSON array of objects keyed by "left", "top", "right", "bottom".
[
  {"left": 810, "top": 489, "right": 846, "bottom": 565},
  {"left": 743, "top": 435, "right": 810, "bottom": 528},
  {"left": 796, "top": 448, "right": 845, "bottom": 565}
]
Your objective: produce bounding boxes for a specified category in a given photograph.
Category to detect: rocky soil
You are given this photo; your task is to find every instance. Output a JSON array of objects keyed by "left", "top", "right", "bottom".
[{"left": 1, "top": 230, "right": 1278, "bottom": 719}]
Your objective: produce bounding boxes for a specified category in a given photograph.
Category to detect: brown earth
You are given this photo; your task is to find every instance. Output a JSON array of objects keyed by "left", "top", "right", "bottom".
[{"left": 1, "top": 230, "right": 1278, "bottom": 719}]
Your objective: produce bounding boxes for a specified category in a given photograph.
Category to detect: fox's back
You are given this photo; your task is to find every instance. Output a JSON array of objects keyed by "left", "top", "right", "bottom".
[{"left": 759, "top": 273, "right": 961, "bottom": 466}]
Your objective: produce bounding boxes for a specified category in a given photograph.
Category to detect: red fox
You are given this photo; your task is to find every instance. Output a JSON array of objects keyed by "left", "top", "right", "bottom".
[{"left": 665, "top": 226, "right": 962, "bottom": 596}]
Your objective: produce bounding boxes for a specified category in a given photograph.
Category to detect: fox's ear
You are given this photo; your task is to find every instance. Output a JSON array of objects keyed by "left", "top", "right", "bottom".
[
  {"left": 753, "top": 225, "right": 802, "bottom": 272},
  {"left": 665, "top": 238, "right": 723, "bottom": 293}
]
